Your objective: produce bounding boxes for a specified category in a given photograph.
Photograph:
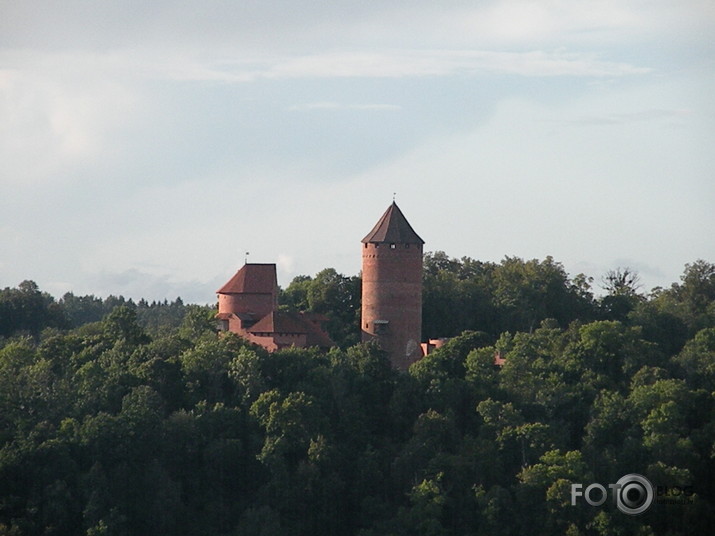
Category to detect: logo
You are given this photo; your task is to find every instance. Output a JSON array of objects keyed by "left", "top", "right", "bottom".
[
  {"left": 571, "top": 473, "right": 654, "bottom": 515},
  {"left": 613, "top": 474, "right": 654, "bottom": 515}
]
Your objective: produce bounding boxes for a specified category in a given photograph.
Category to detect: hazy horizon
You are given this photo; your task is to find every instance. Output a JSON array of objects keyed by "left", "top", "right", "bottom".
[{"left": 2, "top": 1, "right": 713, "bottom": 303}]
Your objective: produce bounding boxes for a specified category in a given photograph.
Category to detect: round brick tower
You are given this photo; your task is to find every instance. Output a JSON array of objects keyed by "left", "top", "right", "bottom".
[{"left": 361, "top": 202, "right": 424, "bottom": 370}]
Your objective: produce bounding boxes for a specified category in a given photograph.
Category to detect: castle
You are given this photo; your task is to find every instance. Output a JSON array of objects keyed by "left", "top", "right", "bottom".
[
  {"left": 216, "top": 201, "right": 426, "bottom": 369},
  {"left": 215, "top": 263, "right": 333, "bottom": 352}
]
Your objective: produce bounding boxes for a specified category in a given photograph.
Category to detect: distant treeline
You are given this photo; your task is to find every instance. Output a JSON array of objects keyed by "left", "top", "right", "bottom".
[
  {"left": 279, "top": 254, "right": 714, "bottom": 353},
  {"left": 0, "top": 256, "right": 713, "bottom": 535},
  {"left": 0, "top": 282, "right": 202, "bottom": 340},
  {"left": 3, "top": 255, "right": 713, "bottom": 352}
]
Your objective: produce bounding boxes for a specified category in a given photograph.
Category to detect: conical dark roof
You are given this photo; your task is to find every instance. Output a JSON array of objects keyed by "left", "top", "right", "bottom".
[{"left": 362, "top": 202, "right": 424, "bottom": 244}]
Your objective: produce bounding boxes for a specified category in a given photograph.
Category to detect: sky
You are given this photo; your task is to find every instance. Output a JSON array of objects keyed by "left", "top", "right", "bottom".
[{"left": 1, "top": 0, "right": 714, "bottom": 303}]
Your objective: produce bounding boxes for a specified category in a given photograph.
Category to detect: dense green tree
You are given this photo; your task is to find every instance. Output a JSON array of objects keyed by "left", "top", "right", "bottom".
[
  {"left": 493, "top": 256, "right": 595, "bottom": 333},
  {"left": 0, "top": 281, "right": 67, "bottom": 338},
  {"left": 102, "top": 306, "right": 149, "bottom": 346},
  {"left": 672, "top": 327, "right": 715, "bottom": 391},
  {"left": 0, "top": 259, "right": 713, "bottom": 535},
  {"left": 422, "top": 253, "right": 497, "bottom": 339},
  {"left": 599, "top": 267, "right": 645, "bottom": 321},
  {"left": 422, "top": 253, "right": 596, "bottom": 340},
  {"left": 177, "top": 304, "right": 216, "bottom": 340},
  {"left": 60, "top": 293, "right": 106, "bottom": 328},
  {"left": 672, "top": 260, "right": 715, "bottom": 323},
  {"left": 280, "top": 269, "right": 361, "bottom": 348},
  {"left": 628, "top": 300, "right": 689, "bottom": 357},
  {"left": 517, "top": 450, "right": 590, "bottom": 535},
  {"left": 279, "top": 275, "right": 312, "bottom": 311},
  {"left": 646, "top": 260, "right": 715, "bottom": 337},
  {"left": 180, "top": 333, "right": 245, "bottom": 403}
]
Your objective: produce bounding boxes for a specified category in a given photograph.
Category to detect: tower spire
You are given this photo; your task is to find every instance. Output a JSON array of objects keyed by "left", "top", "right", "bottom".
[{"left": 361, "top": 202, "right": 424, "bottom": 245}]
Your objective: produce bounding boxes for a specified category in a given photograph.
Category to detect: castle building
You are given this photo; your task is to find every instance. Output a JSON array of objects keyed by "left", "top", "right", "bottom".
[
  {"left": 216, "top": 202, "right": 425, "bottom": 366},
  {"left": 361, "top": 202, "right": 424, "bottom": 370},
  {"left": 216, "top": 263, "right": 333, "bottom": 351}
]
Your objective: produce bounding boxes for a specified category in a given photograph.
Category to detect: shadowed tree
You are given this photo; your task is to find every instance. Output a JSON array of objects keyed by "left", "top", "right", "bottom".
[{"left": 600, "top": 267, "right": 643, "bottom": 321}]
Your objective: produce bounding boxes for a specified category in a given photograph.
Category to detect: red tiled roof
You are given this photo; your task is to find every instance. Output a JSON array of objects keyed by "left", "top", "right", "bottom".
[
  {"left": 246, "top": 311, "right": 335, "bottom": 349},
  {"left": 300, "top": 312, "right": 329, "bottom": 324},
  {"left": 247, "top": 311, "right": 308, "bottom": 334},
  {"left": 300, "top": 312, "right": 335, "bottom": 348},
  {"left": 217, "top": 263, "right": 277, "bottom": 294},
  {"left": 361, "top": 202, "right": 424, "bottom": 244},
  {"left": 305, "top": 329, "right": 334, "bottom": 348}
]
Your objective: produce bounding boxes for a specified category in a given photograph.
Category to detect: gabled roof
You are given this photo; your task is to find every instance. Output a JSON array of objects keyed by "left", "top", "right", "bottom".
[
  {"left": 361, "top": 202, "right": 424, "bottom": 244},
  {"left": 301, "top": 313, "right": 335, "bottom": 348},
  {"left": 246, "top": 311, "right": 335, "bottom": 348},
  {"left": 217, "top": 263, "right": 277, "bottom": 295},
  {"left": 247, "top": 311, "right": 308, "bottom": 334}
]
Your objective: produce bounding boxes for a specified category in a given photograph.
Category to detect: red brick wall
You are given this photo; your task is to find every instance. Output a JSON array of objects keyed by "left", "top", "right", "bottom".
[
  {"left": 247, "top": 332, "right": 308, "bottom": 352},
  {"left": 218, "top": 293, "right": 275, "bottom": 319},
  {"left": 361, "top": 242, "right": 423, "bottom": 370}
]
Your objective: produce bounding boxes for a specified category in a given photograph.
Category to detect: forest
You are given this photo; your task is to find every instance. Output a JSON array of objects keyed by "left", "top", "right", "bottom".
[{"left": 0, "top": 254, "right": 713, "bottom": 535}]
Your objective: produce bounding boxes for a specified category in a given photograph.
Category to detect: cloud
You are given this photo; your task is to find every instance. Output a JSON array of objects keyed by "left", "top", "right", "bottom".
[
  {"left": 167, "top": 49, "right": 651, "bottom": 82},
  {"left": 0, "top": 43, "right": 649, "bottom": 181},
  {"left": 80, "top": 268, "right": 221, "bottom": 303},
  {"left": 1, "top": 0, "right": 712, "bottom": 304},
  {"left": 276, "top": 255, "right": 296, "bottom": 278},
  {"left": 611, "top": 258, "right": 666, "bottom": 280},
  {"left": 287, "top": 101, "right": 401, "bottom": 111},
  {"left": 0, "top": 51, "right": 140, "bottom": 186},
  {"left": 5, "top": 1, "right": 712, "bottom": 52},
  {"left": 3, "top": 46, "right": 651, "bottom": 86},
  {"left": 558, "top": 108, "right": 693, "bottom": 126}
]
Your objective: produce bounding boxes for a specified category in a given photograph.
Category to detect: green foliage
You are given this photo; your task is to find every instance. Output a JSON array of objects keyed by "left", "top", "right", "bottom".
[
  {"left": 0, "top": 281, "right": 67, "bottom": 338},
  {"left": 422, "top": 253, "right": 596, "bottom": 340},
  {"left": 280, "top": 268, "right": 361, "bottom": 348},
  {"left": 642, "top": 260, "right": 715, "bottom": 341},
  {"left": 599, "top": 267, "right": 645, "bottom": 321},
  {"left": 672, "top": 327, "right": 715, "bottom": 391},
  {"left": 0, "top": 259, "right": 713, "bottom": 535}
]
